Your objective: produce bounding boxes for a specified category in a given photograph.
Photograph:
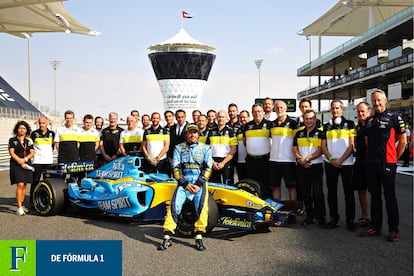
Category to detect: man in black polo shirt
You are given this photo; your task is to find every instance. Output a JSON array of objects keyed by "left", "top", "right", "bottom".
[
  {"left": 360, "top": 89, "right": 407, "bottom": 242},
  {"left": 100, "top": 112, "right": 123, "bottom": 163},
  {"left": 30, "top": 116, "right": 55, "bottom": 208}
]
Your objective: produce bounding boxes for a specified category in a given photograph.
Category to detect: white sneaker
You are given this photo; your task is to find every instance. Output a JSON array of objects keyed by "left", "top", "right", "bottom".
[
  {"left": 16, "top": 207, "right": 25, "bottom": 216},
  {"left": 22, "top": 206, "right": 29, "bottom": 213}
]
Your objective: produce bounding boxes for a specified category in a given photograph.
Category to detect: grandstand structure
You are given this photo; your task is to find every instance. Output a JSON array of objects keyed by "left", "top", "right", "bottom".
[
  {"left": 0, "top": 0, "right": 97, "bottom": 163},
  {"left": 296, "top": 1, "right": 413, "bottom": 123}
]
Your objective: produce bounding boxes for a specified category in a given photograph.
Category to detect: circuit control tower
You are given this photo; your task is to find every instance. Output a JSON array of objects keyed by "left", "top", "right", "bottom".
[{"left": 148, "top": 28, "right": 216, "bottom": 114}]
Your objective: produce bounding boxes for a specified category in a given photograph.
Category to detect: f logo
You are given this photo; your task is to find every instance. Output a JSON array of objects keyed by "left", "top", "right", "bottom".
[{"left": 10, "top": 246, "right": 27, "bottom": 271}]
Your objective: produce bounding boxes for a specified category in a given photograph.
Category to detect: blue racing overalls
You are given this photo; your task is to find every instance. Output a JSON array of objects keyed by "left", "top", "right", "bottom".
[{"left": 163, "top": 141, "right": 212, "bottom": 234}]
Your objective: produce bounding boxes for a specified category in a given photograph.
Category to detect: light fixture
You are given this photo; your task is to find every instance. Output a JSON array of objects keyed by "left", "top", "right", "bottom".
[
  {"left": 254, "top": 59, "right": 263, "bottom": 98},
  {"left": 56, "top": 13, "right": 71, "bottom": 33}
]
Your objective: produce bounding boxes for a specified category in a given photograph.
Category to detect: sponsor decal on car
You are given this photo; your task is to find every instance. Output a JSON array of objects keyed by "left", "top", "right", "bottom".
[
  {"left": 95, "top": 170, "right": 124, "bottom": 179},
  {"left": 62, "top": 161, "right": 94, "bottom": 173},
  {"left": 246, "top": 200, "right": 262, "bottom": 207},
  {"left": 220, "top": 217, "right": 252, "bottom": 228},
  {"left": 97, "top": 197, "right": 132, "bottom": 211}
]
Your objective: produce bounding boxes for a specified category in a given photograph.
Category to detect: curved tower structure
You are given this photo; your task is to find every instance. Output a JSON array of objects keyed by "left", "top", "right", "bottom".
[{"left": 148, "top": 28, "right": 216, "bottom": 114}]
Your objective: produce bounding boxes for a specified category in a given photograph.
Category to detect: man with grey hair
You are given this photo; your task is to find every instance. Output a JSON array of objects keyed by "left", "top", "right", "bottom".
[
  {"left": 321, "top": 99, "right": 356, "bottom": 231},
  {"left": 30, "top": 116, "right": 55, "bottom": 208},
  {"left": 360, "top": 89, "right": 407, "bottom": 242},
  {"left": 269, "top": 100, "right": 298, "bottom": 202},
  {"left": 206, "top": 110, "right": 237, "bottom": 185},
  {"left": 100, "top": 112, "right": 124, "bottom": 163}
]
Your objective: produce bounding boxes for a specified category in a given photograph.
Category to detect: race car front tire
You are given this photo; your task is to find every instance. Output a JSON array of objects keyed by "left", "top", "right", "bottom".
[
  {"left": 235, "top": 178, "right": 262, "bottom": 198},
  {"left": 32, "top": 178, "right": 67, "bottom": 216},
  {"left": 176, "top": 194, "right": 219, "bottom": 237}
]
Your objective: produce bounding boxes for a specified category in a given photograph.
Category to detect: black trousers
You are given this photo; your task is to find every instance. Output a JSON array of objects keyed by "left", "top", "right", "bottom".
[
  {"left": 246, "top": 155, "right": 271, "bottom": 199},
  {"left": 296, "top": 163, "right": 326, "bottom": 220},
  {"left": 366, "top": 162, "right": 399, "bottom": 232},
  {"left": 324, "top": 163, "right": 355, "bottom": 222},
  {"left": 210, "top": 157, "right": 234, "bottom": 185},
  {"left": 236, "top": 162, "right": 247, "bottom": 181},
  {"left": 143, "top": 158, "right": 170, "bottom": 175}
]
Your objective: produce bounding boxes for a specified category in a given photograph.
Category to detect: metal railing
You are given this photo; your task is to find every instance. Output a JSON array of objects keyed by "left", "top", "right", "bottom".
[
  {"left": 0, "top": 107, "right": 43, "bottom": 121},
  {"left": 0, "top": 144, "right": 9, "bottom": 163}
]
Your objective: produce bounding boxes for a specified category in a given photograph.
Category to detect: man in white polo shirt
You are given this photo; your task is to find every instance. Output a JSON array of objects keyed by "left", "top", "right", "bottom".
[{"left": 142, "top": 112, "right": 170, "bottom": 174}]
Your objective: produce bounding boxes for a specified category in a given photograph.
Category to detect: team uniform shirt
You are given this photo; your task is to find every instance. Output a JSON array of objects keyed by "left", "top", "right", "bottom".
[
  {"left": 143, "top": 126, "right": 169, "bottom": 160},
  {"left": 119, "top": 128, "right": 144, "bottom": 153},
  {"left": 207, "top": 122, "right": 218, "bottom": 131},
  {"left": 206, "top": 125, "right": 237, "bottom": 158},
  {"left": 226, "top": 120, "right": 242, "bottom": 135},
  {"left": 78, "top": 128, "right": 100, "bottom": 161},
  {"left": 8, "top": 136, "right": 34, "bottom": 184},
  {"left": 101, "top": 126, "right": 124, "bottom": 156},
  {"left": 269, "top": 116, "right": 298, "bottom": 162},
  {"left": 243, "top": 119, "right": 271, "bottom": 156},
  {"left": 293, "top": 127, "right": 324, "bottom": 164},
  {"left": 198, "top": 129, "right": 209, "bottom": 144},
  {"left": 296, "top": 117, "right": 322, "bottom": 131},
  {"left": 30, "top": 129, "right": 55, "bottom": 164},
  {"left": 54, "top": 125, "right": 80, "bottom": 162},
  {"left": 354, "top": 122, "right": 367, "bottom": 162},
  {"left": 322, "top": 116, "right": 356, "bottom": 165},
  {"left": 236, "top": 127, "right": 247, "bottom": 163},
  {"left": 365, "top": 110, "right": 406, "bottom": 164},
  {"left": 95, "top": 128, "right": 103, "bottom": 155}
]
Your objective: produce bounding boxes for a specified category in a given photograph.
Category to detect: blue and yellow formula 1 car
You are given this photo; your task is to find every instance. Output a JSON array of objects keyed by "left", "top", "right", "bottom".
[{"left": 32, "top": 157, "right": 297, "bottom": 234}]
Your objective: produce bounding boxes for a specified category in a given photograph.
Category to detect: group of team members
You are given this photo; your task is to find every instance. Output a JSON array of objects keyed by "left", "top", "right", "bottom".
[{"left": 8, "top": 88, "right": 407, "bottom": 250}]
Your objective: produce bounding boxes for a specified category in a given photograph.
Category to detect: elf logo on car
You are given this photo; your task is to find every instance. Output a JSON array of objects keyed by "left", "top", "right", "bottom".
[
  {"left": 246, "top": 200, "right": 261, "bottom": 207},
  {"left": 111, "top": 162, "right": 125, "bottom": 171},
  {"left": 97, "top": 197, "right": 131, "bottom": 210}
]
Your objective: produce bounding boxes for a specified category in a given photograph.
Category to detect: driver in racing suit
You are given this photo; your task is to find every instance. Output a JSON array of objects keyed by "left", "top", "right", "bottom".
[{"left": 159, "top": 123, "right": 213, "bottom": 251}]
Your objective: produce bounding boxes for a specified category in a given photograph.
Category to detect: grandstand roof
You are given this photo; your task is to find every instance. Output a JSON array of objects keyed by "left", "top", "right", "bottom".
[
  {"left": 298, "top": 0, "right": 412, "bottom": 36},
  {"left": 0, "top": 0, "right": 98, "bottom": 38}
]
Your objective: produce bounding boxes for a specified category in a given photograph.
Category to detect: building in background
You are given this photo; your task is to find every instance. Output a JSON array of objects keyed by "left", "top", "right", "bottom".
[
  {"left": 296, "top": 1, "right": 413, "bottom": 123},
  {"left": 148, "top": 28, "right": 216, "bottom": 115}
]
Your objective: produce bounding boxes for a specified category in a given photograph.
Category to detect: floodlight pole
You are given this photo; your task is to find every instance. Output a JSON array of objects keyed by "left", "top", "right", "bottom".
[
  {"left": 49, "top": 60, "right": 60, "bottom": 117},
  {"left": 255, "top": 59, "right": 263, "bottom": 98},
  {"left": 23, "top": 33, "right": 32, "bottom": 102},
  {"left": 306, "top": 35, "right": 312, "bottom": 88}
]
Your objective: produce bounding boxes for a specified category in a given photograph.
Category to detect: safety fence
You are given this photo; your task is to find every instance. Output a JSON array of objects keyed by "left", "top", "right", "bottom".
[{"left": 0, "top": 144, "right": 9, "bottom": 163}]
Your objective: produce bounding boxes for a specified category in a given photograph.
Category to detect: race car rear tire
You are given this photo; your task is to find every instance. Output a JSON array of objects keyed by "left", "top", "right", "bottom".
[
  {"left": 176, "top": 194, "right": 219, "bottom": 237},
  {"left": 32, "top": 178, "right": 67, "bottom": 216},
  {"left": 235, "top": 178, "right": 262, "bottom": 198}
]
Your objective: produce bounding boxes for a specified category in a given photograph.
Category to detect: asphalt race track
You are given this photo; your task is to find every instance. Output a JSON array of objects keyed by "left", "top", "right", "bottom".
[{"left": 0, "top": 170, "right": 412, "bottom": 276}]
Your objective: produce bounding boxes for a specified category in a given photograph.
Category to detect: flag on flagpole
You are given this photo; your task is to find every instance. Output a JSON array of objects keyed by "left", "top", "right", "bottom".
[{"left": 181, "top": 11, "right": 193, "bottom": 19}]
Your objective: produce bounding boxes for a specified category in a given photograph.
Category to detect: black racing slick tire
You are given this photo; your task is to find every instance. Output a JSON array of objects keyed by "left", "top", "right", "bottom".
[
  {"left": 235, "top": 178, "right": 262, "bottom": 198},
  {"left": 177, "top": 194, "right": 219, "bottom": 237},
  {"left": 206, "top": 194, "right": 219, "bottom": 234},
  {"left": 32, "top": 178, "right": 67, "bottom": 216}
]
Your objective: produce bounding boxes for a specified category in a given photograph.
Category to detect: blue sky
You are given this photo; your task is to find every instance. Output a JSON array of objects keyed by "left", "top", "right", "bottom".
[{"left": 0, "top": 0, "right": 348, "bottom": 120}]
